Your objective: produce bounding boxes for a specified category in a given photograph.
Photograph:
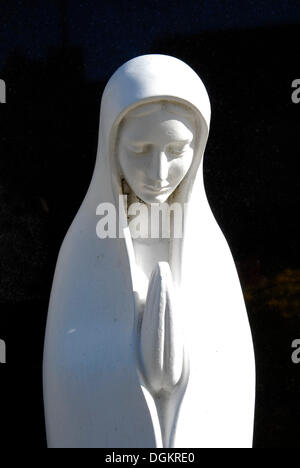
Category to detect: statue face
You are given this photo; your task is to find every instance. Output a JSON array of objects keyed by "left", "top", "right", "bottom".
[{"left": 117, "top": 103, "right": 195, "bottom": 204}]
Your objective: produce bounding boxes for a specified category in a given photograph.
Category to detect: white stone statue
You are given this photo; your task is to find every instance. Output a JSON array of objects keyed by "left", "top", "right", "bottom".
[{"left": 43, "top": 55, "right": 256, "bottom": 448}]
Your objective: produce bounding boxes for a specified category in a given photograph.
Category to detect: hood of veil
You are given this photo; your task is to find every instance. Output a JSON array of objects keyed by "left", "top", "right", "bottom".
[{"left": 87, "top": 54, "right": 211, "bottom": 291}]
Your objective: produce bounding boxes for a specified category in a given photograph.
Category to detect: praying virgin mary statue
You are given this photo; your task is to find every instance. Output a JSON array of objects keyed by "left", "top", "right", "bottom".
[{"left": 43, "top": 55, "right": 256, "bottom": 448}]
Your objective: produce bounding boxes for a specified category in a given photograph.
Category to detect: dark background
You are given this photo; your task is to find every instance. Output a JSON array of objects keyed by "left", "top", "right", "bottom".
[{"left": 0, "top": 0, "right": 299, "bottom": 448}]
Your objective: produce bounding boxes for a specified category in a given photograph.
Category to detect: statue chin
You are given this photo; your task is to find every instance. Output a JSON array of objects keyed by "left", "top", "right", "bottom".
[
  {"left": 132, "top": 182, "right": 177, "bottom": 205},
  {"left": 138, "top": 191, "right": 172, "bottom": 205}
]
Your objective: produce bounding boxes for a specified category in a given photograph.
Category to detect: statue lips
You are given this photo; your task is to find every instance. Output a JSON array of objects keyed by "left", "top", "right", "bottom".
[{"left": 143, "top": 183, "right": 171, "bottom": 193}]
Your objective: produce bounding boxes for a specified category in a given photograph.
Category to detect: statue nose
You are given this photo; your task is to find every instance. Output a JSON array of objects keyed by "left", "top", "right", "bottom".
[{"left": 150, "top": 151, "right": 169, "bottom": 181}]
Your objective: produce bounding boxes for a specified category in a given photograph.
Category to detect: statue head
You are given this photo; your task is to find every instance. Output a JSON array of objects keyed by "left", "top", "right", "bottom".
[{"left": 117, "top": 100, "right": 196, "bottom": 204}]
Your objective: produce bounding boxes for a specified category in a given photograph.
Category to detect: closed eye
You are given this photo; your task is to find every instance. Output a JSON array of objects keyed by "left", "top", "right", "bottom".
[
  {"left": 167, "top": 142, "right": 191, "bottom": 156},
  {"left": 128, "top": 143, "right": 151, "bottom": 154}
]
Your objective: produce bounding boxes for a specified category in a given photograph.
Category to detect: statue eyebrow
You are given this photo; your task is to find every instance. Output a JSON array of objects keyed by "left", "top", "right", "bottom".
[
  {"left": 127, "top": 138, "right": 192, "bottom": 147},
  {"left": 127, "top": 141, "right": 151, "bottom": 146},
  {"left": 168, "top": 138, "right": 193, "bottom": 144}
]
